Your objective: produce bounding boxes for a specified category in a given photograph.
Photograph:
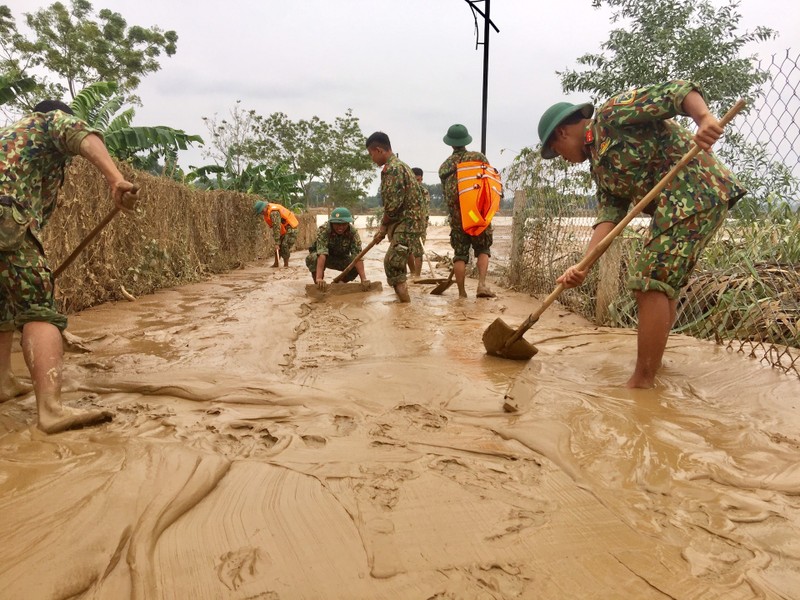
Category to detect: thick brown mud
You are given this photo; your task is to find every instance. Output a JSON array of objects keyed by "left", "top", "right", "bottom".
[{"left": 1, "top": 226, "right": 798, "bottom": 599}]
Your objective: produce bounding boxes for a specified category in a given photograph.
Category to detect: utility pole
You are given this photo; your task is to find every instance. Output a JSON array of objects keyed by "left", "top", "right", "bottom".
[{"left": 463, "top": 0, "right": 499, "bottom": 154}]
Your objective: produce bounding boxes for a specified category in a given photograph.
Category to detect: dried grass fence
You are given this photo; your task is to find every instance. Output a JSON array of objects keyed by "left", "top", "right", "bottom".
[
  {"left": 507, "top": 50, "right": 800, "bottom": 377},
  {"left": 44, "top": 158, "right": 317, "bottom": 314}
]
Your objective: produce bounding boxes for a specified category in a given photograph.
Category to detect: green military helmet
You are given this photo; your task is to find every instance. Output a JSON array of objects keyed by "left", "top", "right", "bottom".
[
  {"left": 329, "top": 206, "right": 353, "bottom": 223},
  {"left": 253, "top": 200, "right": 267, "bottom": 215},
  {"left": 442, "top": 124, "right": 472, "bottom": 147},
  {"left": 537, "top": 102, "right": 594, "bottom": 159}
]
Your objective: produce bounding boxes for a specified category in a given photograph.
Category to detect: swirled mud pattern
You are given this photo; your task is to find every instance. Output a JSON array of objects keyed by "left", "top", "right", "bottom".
[{"left": 2, "top": 226, "right": 798, "bottom": 599}]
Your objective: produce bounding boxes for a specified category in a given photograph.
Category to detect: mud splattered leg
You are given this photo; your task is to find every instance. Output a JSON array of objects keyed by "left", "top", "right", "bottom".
[
  {"left": 0, "top": 331, "right": 32, "bottom": 401},
  {"left": 21, "top": 322, "right": 112, "bottom": 433},
  {"left": 476, "top": 253, "right": 496, "bottom": 298}
]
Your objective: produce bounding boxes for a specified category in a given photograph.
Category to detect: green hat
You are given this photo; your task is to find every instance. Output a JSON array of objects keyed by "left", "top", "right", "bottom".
[
  {"left": 443, "top": 124, "right": 472, "bottom": 147},
  {"left": 253, "top": 200, "right": 267, "bottom": 215},
  {"left": 329, "top": 206, "right": 353, "bottom": 224},
  {"left": 537, "top": 102, "right": 594, "bottom": 159}
]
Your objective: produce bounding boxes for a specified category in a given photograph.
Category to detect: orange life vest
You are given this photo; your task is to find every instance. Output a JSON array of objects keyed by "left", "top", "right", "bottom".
[
  {"left": 264, "top": 203, "right": 299, "bottom": 235},
  {"left": 456, "top": 161, "right": 502, "bottom": 236}
]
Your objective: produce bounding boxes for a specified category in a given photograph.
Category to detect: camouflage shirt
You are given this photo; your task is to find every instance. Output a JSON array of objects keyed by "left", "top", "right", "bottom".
[
  {"left": 0, "top": 111, "right": 98, "bottom": 236},
  {"left": 380, "top": 154, "right": 425, "bottom": 234},
  {"left": 439, "top": 148, "right": 489, "bottom": 225},
  {"left": 419, "top": 184, "right": 430, "bottom": 225},
  {"left": 314, "top": 222, "right": 362, "bottom": 258},
  {"left": 587, "top": 80, "right": 746, "bottom": 227},
  {"left": 268, "top": 209, "right": 282, "bottom": 243}
]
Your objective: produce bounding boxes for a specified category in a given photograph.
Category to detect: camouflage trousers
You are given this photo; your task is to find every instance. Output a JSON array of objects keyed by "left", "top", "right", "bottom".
[
  {"left": 305, "top": 252, "right": 359, "bottom": 282},
  {"left": 410, "top": 230, "right": 427, "bottom": 259},
  {"left": 277, "top": 227, "right": 298, "bottom": 261},
  {"left": 628, "top": 204, "right": 727, "bottom": 300},
  {"left": 450, "top": 224, "right": 492, "bottom": 263},
  {"left": 0, "top": 236, "right": 67, "bottom": 332},
  {"left": 385, "top": 231, "right": 419, "bottom": 286}
]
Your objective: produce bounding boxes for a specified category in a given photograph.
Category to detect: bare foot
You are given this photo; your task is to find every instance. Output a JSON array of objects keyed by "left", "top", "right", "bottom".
[
  {"left": 0, "top": 374, "right": 33, "bottom": 402},
  {"left": 394, "top": 282, "right": 411, "bottom": 303},
  {"left": 458, "top": 290, "right": 468, "bottom": 299},
  {"left": 270, "top": 261, "right": 279, "bottom": 268},
  {"left": 476, "top": 285, "right": 496, "bottom": 298},
  {"left": 283, "top": 260, "right": 289, "bottom": 267},
  {"left": 38, "top": 403, "right": 114, "bottom": 434},
  {"left": 625, "top": 375, "right": 656, "bottom": 389}
]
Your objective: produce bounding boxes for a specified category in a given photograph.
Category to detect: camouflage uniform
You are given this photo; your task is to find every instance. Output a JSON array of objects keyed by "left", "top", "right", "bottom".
[
  {"left": 439, "top": 148, "right": 493, "bottom": 263},
  {"left": 410, "top": 184, "right": 431, "bottom": 260},
  {"left": 380, "top": 154, "right": 424, "bottom": 286},
  {"left": 305, "top": 222, "right": 362, "bottom": 282},
  {"left": 587, "top": 80, "right": 746, "bottom": 299},
  {"left": 0, "top": 111, "right": 98, "bottom": 332},
  {"left": 268, "top": 208, "right": 298, "bottom": 261}
]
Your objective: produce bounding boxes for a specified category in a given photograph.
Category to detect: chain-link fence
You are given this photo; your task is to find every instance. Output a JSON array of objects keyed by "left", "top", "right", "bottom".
[{"left": 506, "top": 50, "right": 800, "bottom": 377}]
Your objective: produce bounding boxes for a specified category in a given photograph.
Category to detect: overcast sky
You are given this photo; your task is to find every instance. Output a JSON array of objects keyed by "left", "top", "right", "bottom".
[{"left": 6, "top": 0, "right": 798, "bottom": 193}]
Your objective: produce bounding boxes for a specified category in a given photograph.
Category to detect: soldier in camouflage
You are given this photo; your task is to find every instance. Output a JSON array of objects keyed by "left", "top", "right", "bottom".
[
  {"left": 406, "top": 167, "right": 430, "bottom": 278},
  {"left": 306, "top": 206, "right": 371, "bottom": 291},
  {"left": 538, "top": 80, "right": 746, "bottom": 388},
  {"left": 365, "top": 132, "right": 424, "bottom": 303},
  {"left": 439, "top": 124, "right": 496, "bottom": 298},
  {"left": 0, "top": 100, "right": 138, "bottom": 433}
]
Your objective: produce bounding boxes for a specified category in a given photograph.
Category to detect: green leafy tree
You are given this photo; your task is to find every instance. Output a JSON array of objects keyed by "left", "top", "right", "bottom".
[
  {"left": 0, "top": 0, "right": 177, "bottom": 110},
  {"left": 71, "top": 80, "right": 202, "bottom": 174},
  {"left": 0, "top": 72, "right": 35, "bottom": 105},
  {"left": 200, "top": 101, "right": 262, "bottom": 182},
  {"left": 546, "top": 0, "right": 795, "bottom": 213},
  {"left": 558, "top": 0, "right": 776, "bottom": 111},
  {"left": 202, "top": 105, "right": 375, "bottom": 208}
]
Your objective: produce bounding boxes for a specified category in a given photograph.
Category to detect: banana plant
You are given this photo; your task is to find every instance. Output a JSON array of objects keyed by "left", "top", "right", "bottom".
[
  {"left": 0, "top": 74, "right": 36, "bottom": 106},
  {"left": 187, "top": 160, "right": 305, "bottom": 210},
  {"left": 70, "top": 81, "right": 203, "bottom": 165}
]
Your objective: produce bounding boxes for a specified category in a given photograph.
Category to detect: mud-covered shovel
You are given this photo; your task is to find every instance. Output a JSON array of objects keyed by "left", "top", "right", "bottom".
[
  {"left": 483, "top": 99, "right": 746, "bottom": 360},
  {"left": 430, "top": 267, "right": 455, "bottom": 295}
]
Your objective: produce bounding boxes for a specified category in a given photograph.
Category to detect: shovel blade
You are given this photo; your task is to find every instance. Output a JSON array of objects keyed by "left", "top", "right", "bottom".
[
  {"left": 305, "top": 281, "right": 383, "bottom": 298},
  {"left": 430, "top": 279, "right": 455, "bottom": 295},
  {"left": 482, "top": 318, "right": 538, "bottom": 360}
]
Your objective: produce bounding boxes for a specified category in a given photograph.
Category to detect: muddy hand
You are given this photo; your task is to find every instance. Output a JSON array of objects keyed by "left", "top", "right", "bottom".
[
  {"left": 316, "top": 279, "right": 328, "bottom": 292},
  {"left": 360, "top": 279, "right": 371, "bottom": 292}
]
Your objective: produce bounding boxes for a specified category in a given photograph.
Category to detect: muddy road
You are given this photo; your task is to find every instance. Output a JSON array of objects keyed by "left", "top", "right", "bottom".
[{"left": 1, "top": 225, "right": 799, "bottom": 599}]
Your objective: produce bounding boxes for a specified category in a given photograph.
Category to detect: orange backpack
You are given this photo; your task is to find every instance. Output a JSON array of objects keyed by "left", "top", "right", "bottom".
[{"left": 456, "top": 161, "right": 502, "bottom": 236}]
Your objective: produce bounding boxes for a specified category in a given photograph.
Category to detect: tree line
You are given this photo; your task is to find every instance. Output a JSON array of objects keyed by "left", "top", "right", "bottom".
[{"left": 2, "top": 0, "right": 793, "bottom": 216}]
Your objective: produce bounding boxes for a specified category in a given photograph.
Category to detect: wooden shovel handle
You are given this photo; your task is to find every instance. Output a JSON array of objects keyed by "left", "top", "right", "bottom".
[
  {"left": 53, "top": 206, "right": 121, "bottom": 278},
  {"left": 502, "top": 99, "right": 746, "bottom": 350},
  {"left": 331, "top": 235, "right": 380, "bottom": 283}
]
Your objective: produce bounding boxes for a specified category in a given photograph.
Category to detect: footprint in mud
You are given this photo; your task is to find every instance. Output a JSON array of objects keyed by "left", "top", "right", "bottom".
[
  {"left": 430, "top": 564, "right": 529, "bottom": 599},
  {"left": 356, "top": 466, "right": 417, "bottom": 510},
  {"left": 484, "top": 508, "right": 548, "bottom": 541},
  {"left": 334, "top": 415, "right": 356, "bottom": 436},
  {"left": 216, "top": 547, "right": 269, "bottom": 591},
  {"left": 472, "top": 563, "right": 529, "bottom": 598},
  {"left": 395, "top": 403, "right": 448, "bottom": 431},
  {"left": 301, "top": 434, "right": 327, "bottom": 448}
]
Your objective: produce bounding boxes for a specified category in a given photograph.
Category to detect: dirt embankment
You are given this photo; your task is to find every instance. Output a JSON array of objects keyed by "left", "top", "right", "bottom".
[{"left": 1, "top": 225, "right": 799, "bottom": 599}]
